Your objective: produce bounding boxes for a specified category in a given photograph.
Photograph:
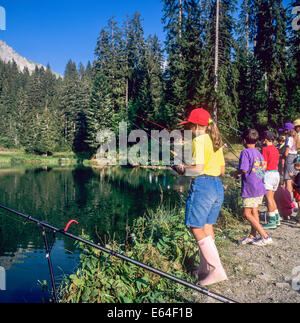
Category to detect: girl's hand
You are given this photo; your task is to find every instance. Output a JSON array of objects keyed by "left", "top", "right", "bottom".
[
  {"left": 231, "top": 169, "right": 243, "bottom": 179},
  {"left": 171, "top": 164, "right": 185, "bottom": 175},
  {"left": 234, "top": 172, "right": 241, "bottom": 179}
]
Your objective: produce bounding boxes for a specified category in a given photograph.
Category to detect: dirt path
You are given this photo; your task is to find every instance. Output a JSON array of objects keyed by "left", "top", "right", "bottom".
[{"left": 195, "top": 218, "right": 300, "bottom": 303}]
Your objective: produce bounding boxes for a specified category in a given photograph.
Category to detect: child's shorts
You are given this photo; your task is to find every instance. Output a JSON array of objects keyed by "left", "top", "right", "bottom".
[
  {"left": 185, "top": 175, "right": 224, "bottom": 228},
  {"left": 242, "top": 195, "right": 264, "bottom": 208},
  {"left": 264, "top": 170, "right": 280, "bottom": 191},
  {"left": 284, "top": 154, "right": 298, "bottom": 180}
]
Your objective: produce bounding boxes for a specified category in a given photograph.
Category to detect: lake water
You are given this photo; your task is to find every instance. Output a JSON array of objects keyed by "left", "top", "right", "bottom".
[{"left": 0, "top": 166, "right": 190, "bottom": 303}]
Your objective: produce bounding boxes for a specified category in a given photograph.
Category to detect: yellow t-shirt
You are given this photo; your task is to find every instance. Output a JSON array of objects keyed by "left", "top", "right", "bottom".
[{"left": 192, "top": 134, "right": 225, "bottom": 177}]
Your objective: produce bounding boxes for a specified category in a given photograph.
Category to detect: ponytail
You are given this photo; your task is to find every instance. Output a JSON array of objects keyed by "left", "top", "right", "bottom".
[{"left": 206, "top": 122, "right": 223, "bottom": 152}]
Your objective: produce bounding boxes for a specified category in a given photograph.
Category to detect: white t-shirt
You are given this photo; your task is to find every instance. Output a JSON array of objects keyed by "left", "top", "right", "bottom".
[{"left": 286, "top": 137, "right": 297, "bottom": 154}]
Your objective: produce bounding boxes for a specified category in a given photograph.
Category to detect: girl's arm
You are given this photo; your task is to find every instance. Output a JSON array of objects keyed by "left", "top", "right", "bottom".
[
  {"left": 284, "top": 146, "right": 290, "bottom": 157},
  {"left": 233, "top": 168, "right": 247, "bottom": 179},
  {"left": 220, "top": 165, "right": 225, "bottom": 176},
  {"left": 281, "top": 158, "right": 285, "bottom": 176},
  {"left": 183, "top": 164, "right": 204, "bottom": 177}
]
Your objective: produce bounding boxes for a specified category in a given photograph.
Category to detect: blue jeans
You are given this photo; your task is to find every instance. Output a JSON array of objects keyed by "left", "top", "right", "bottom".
[{"left": 185, "top": 175, "right": 224, "bottom": 228}]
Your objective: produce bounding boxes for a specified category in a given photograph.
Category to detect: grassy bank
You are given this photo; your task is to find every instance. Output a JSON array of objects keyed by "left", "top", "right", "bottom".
[
  {"left": 59, "top": 169, "right": 243, "bottom": 303},
  {"left": 60, "top": 205, "right": 196, "bottom": 303},
  {"left": 0, "top": 143, "right": 243, "bottom": 168},
  {"left": 0, "top": 149, "right": 85, "bottom": 167}
]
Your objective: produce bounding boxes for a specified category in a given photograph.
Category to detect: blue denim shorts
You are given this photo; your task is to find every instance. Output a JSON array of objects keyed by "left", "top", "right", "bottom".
[{"left": 185, "top": 175, "right": 224, "bottom": 228}]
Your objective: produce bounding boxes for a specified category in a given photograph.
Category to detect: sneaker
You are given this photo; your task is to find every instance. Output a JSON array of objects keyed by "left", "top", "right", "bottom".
[
  {"left": 275, "top": 213, "right": 281, "bottom": 226},
  {"left": 263, "top": 216, "right": 277, "bottom": 229},
  {"left": 239, "top": 236, "right": 256, "bottom": 245},
  {"left": 252, "top": 236, "right": 273, "bottom": 246}
]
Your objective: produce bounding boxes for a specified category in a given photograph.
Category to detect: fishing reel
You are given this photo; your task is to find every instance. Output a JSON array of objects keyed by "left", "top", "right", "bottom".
[{"left": 170, "top": 161, "right": 185, "bottom": 175}]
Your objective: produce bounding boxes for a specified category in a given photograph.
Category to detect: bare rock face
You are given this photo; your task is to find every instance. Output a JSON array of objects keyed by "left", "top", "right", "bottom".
[{"left": 0, "top": 40, "right": 61, "bottom": 78}]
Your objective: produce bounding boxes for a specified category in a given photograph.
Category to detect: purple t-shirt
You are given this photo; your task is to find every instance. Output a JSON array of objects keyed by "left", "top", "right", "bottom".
[{"left": 239, "top": 148, "right": 266, "bottom": 198}]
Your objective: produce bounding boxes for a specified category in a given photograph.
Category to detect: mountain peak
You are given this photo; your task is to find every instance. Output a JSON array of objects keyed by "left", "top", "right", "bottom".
[{"left": 0, "top": 40, "right": 61, "bottom": 78}]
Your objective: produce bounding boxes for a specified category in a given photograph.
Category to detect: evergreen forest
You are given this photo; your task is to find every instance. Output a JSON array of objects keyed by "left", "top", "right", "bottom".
[{"left": 0, "top": 0, "right": 299, "bottom": 157}]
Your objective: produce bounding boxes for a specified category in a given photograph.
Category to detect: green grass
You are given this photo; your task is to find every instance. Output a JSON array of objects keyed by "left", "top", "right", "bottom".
[
  {"left": 0, "top": 148, "right": 89, "bottom": 167},
  {"left": 59, "top": 177, "right": 244, "bottom": 303}
]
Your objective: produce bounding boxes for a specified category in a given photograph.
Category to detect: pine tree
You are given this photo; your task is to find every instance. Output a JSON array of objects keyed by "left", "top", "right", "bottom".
[
  {"left": 33, "top": 107, "right": 60, "bottom": 155},
  {"left": 201, "top": 0, "right": 239, "bottom": 128},
  {"left": 144, "top": 34, "right": 164, "bottom": 122},
  {"left": 59, "top": 60, "right": 81, "bottom": 149},
  {"left": 0, "top": 61, "right": 23, "bottom": 147},
  {"left": 162, "top": 0, "right": 186, "bottom": 126},
  {"left": 181, "top": 0, "right": 207, "bottom": 111},
  {"left": 64, "top": 59, "right": 79, "bottom": 80},
  {"left": 126, "top": 11, "right": 147, "bottom": 108},
  {"left": 27, "top": 67, "right": 47, "bottom": 111},
  {"left": 72, "top": 79, "right": 91, "bottom": 160},
  {"left": 162, "top": 0, "right": 239, "bottom": 129},
  {"left": 14, "top": 88, "right": 30, "bottom": 147},
  {"left": 253, "top": 0, "right": 289, "bottom": 127},
  {"left": 94, "top": 17, "right": 128, "bottom": 125},
  {"left": 237, "top": 0, "right": 261, "bottom": 129},
  {"left": 86, "top": 72, "right": 114, "bottom": 153}
]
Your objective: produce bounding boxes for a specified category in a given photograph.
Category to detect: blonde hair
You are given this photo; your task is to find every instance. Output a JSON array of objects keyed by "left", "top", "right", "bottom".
[
  {"left": 287, "top": 130, "right": 300, "bottom": 151},
  {"left": 206, "top": 122, "right": 223, "bottom": 152}
]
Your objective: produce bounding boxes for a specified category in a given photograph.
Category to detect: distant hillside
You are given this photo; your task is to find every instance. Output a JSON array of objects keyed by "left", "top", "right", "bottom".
[{"left": 0, "top": 40, "right": 61, "bottom": 78}]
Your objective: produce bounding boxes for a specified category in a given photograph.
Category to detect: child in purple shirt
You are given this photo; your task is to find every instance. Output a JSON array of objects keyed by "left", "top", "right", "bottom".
[{"left": 234, "top": 129, "right": 273, "bottom": 246}]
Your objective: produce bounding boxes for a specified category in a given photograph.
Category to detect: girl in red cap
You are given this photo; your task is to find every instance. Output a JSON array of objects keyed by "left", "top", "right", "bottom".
[{"left": 178, "top": 108, "right": 227, "bottom": 286}]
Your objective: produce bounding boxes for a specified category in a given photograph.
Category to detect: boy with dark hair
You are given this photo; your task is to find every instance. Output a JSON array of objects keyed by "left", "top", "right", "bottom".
[{"left": 234, "top": 129, "right": 273, "bottom": 246}]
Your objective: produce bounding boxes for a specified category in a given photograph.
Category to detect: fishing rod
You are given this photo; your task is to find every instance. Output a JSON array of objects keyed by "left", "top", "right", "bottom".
[
  {"left": 136, "top": 114, "right": 243, "bottom": 136},
  {"left": 0, "top": 203, "right": 238, "bottom": 304},
  {"left": 217, "top": 120, "right": 243, "bottom": 135},
  {"left": 136, "top": 115, "right": 173, "bottom": 133},
  {"left": 131, "top": 119, "right": 186, "bottom": 174},
  {"left": 134, "top": 115, "right": 239, "bottom": 169}
]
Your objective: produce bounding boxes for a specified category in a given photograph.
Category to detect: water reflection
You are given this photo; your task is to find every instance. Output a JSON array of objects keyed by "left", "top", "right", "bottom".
[{"left": 0, "top": 166, "right": 190, "bottom": 302}]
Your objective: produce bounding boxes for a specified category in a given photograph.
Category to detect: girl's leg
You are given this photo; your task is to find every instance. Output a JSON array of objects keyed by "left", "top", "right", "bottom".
[
  {"left": 190, "top": 227, "right": 207, "bottom": 242},
  {"left": 265, "top": 190, "right": 277, "bottom": 212},
  {"left": 244, "top": 207, "right": 268, "bottom": 239},
  {"left": 204, "top": 224, "right": 215, "bottom": 240},
  {"left": 285, "top": 179, "right": 293, "bottom": 194},
  {"left": 192, "top": 224, "right": 227, "bottom": 285},
  {"left": 247, "top": 208, "right": 257, "bottom": 238},
  {"left": 242, "top": 208, "right": 258, "bottom": 238},
  {"left": 263, "top": 191, "right": 278, "bottom": 228},
  {"left": 191, "top": 224, "right": 215, "bottom": 242},
  {"left": 190, "top": 227, "right": 211, "bottom": 280}
]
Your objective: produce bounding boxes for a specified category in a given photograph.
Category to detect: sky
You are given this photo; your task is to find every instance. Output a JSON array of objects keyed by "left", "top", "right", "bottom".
[
  {"left": 0, "top": 0, "right": 293, "bottom": 76},
  {"left": 0, "top": 0, "right": 165, "bottom": 75}
]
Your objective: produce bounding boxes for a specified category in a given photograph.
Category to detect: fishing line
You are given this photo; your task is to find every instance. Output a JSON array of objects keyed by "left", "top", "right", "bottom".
[
  {"left": 0, "top": 209, "right": 34, "bottom": 227},
  {"left": 221, "top": 132, "right": 240, "bottom": 162},
  {"left": 217, "top": 120, "right": 243, "bottom": 135},
  {"left": 134, "top": 115, "right": 241, "bottom": 168},
  {"left": 131, "top": 120, "right": 187, "bottom": 169}
]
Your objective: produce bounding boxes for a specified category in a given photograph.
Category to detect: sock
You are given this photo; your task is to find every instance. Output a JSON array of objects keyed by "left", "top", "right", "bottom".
[
  {"left": 268, "top": 211, "right": 276, "bottom": 218},
  {"left": 197, "top": 236, "right": 209, "bottom": 246}
]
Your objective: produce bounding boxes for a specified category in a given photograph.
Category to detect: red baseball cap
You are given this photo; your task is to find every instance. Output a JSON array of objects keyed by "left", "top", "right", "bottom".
[{"left": 178, "top": 108, "right": 212, "bottom": 126}]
